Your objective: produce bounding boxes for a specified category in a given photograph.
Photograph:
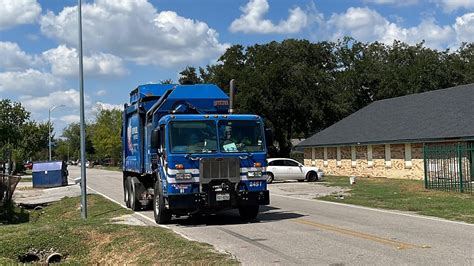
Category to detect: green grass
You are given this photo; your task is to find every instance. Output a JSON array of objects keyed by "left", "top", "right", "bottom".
[
  {"left": 98, "top": 166, "right": 121, "bottom": 172},
  {"left": 0, "top": 195, "right": 237, "bottom": 264},
  {"left": 320, "top": 176, "right": 474, "bottom": 224},
  {"left": 18, "top": 177, "right": 31, "bottom": 182}
]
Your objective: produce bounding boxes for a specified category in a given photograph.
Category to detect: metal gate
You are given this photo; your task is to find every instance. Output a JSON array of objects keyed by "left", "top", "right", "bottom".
[{"left": 423, "top": 142, "right": 473, "bottom": 193}]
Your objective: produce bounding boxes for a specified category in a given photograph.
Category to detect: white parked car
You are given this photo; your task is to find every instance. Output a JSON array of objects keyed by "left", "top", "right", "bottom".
[{"left": 266, "top": 158, "right": 323, "bottom": 183}]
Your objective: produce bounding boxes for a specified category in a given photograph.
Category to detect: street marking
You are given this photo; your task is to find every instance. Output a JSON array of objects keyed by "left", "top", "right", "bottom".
[
  {"left": 219, "top": 227, "right": 301, "bottom": 264},
  {"left": 271, "top": 193, "right": 474, "bottom": 227},
  {"left": 294, "top": 219, "right": 426, "bottom": 250}
]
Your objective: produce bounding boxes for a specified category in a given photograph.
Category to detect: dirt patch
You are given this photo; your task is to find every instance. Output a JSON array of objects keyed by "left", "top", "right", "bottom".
[
  {"left": 110, "top": 214, "right": 148, "bottom": 226},
  {"left": 80, "top": 229, "right": 133, "bottom": 263},
  {"left": 269, "top": 181, "right": 349, "bottom": 200}
]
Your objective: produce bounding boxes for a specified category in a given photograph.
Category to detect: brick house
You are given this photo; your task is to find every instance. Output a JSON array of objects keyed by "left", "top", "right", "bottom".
[{"left": 296, "top": 84, "right": 474, "bottom": 180}]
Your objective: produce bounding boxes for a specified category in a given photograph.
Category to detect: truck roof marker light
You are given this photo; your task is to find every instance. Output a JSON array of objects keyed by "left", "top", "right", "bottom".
[
  {"left": 214, "top": 115, "right": 218, "bottom": 118},
  {"left": 175, "top": 164, "right": 184, "bottom": 169},
  {"left": 204, "top": 115, "right": 209, "bottom": 118},
  {"left": 254, "top": 162, "right": 262, "bottom": 167},
  {"left": 223, "top": 115, "right": 228, "bottom": 118}
]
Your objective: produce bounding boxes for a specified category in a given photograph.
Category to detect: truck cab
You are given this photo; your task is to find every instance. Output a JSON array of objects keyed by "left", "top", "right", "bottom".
[{"left": 122, "top": 83, "right": 270, "bottom": 224}]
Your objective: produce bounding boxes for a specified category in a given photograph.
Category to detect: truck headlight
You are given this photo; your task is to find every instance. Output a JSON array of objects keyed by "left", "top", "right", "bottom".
[
  {"left": 175, "top": 173, "right": 192, "bottom": 180},
  {"left": 247, "top": 171, "right": 262, "bottom": 178}
]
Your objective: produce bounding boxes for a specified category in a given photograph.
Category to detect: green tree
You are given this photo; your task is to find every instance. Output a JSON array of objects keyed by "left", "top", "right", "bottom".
[
  {"left": 160, "top": 79, "right": 174, "bottom": 84},
  {"left": 61, "top": 123, "right": 95, "bottom": 161},
  {"left": 90, "top": 109, "right": 122, "bottom": 164},
  {"left": 181, "top": 37, "right": 473, "bottom": 156},
  {"left": 179, "top": 66, "right": 202, "bottom": 85},
  {"left": 0, "top": 99, "right": 29, "bottom": 148},
  {"left": 197, "top": 40, "right": 345, "bottom": 156}
]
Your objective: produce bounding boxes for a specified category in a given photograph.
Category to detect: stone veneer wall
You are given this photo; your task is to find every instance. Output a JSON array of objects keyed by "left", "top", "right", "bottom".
[{"left": 304, "top": 143, "right": 425, "bottom": 180}]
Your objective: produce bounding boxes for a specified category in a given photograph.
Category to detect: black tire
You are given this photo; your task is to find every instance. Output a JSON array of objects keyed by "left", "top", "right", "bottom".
[
  {"left": 130, "top": 177, "right": 142, "bottom": 211},
  {"left": 239, "top": 205, "right": 259, "bottom": 220},
  {"left": 266, "top": 172, "right": 274, "bottom": 184},
  {"left": 306, "top": 171, "right": 318, "bottom": 182},
  {"left": 125, "top": 176, "right": 131, "bottom": 208},
  {"left": 153, "top": 180, "right": 172, "bottom": 224}
]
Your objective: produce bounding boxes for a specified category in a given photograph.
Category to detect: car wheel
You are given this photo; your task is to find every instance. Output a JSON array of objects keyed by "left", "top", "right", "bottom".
[
  {"left": 266, "top": 172, "right": 274, "bottom": 184},
  {"left": 306, "top": 171, "right": 318, "bottom": 182}
]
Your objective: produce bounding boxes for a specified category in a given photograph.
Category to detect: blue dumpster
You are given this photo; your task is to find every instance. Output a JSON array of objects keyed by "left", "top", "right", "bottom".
[{"left": 32, "top": 161, "right": 68, "bottom": 188}]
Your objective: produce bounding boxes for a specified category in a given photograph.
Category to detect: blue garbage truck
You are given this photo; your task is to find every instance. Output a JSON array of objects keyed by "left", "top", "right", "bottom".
[{"left": 122, "top": 82, "right": 270, "bottom": 224}]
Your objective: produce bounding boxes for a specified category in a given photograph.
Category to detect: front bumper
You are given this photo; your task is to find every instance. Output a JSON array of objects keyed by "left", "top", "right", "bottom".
[{"left": 167, "top": 190, "right": 270, "bottom": 211}]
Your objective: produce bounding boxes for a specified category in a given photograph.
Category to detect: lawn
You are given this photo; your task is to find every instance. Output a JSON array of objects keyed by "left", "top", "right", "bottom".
[
  {"left": 0, "top": 195, "right": 236, "bottom": 264},
  {"left": 320, "top": 176, "right": 474, "bottom": 224},
  {"left": 18, "top": 177, "right": 31, "bottom": 182}
]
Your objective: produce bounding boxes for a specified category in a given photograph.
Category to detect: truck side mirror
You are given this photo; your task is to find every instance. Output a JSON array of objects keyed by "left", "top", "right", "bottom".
[
  {"left": 150, "top": 128, "right": 160, "bottom": 150},
  {"left": 265, "top": 128, "right": 273, "bottom": 147}
]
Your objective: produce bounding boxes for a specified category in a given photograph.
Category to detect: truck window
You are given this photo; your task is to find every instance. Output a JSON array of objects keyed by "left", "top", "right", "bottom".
[
  {"left": 218, "top": 120, "right": 264, "bottom": 153},
  {"left": 169, "top": 121, "right": 217, "bottom": 153}
]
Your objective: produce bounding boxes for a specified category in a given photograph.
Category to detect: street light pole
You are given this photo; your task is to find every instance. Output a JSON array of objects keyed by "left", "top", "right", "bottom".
[
  {"left": 78, "top": 0, "right": 88, "bottom": 219},
  {"left": 48, "top": 105, "right": 65, "bottom": 161}
]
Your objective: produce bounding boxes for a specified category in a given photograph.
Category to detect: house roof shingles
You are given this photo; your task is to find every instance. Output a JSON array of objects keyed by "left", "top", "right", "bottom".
[{"left": 297, "top": 83, "right": 474, "bottom": 147}]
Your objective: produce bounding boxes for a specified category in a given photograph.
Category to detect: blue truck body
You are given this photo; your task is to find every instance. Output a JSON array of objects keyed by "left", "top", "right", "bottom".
[{"left": 122, "top": 83, "right": 270, "bottom": 223}]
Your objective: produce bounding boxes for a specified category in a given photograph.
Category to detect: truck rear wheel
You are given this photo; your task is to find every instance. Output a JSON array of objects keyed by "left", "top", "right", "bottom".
[
  {"left": 125, "top": 176, "right": 131, "bottom": 208},
  {"left": 129, "top": 177, "right": 143, "bottom": 211},
  {"left": 239, "top": 205, "right": 259, "bottom": 220},
  {"left": 153, "top": 181, "right": 171, "bottom": 224}
]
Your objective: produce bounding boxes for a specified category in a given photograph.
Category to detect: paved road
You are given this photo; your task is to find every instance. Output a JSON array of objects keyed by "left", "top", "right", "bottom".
[{"left": 69, "top": 166, "right": 474, "bottom": 265}]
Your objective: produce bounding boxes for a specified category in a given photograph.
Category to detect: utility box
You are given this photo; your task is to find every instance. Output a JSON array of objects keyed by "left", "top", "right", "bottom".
[{"left": 32, "top": 161, "right": 68, "bottom": 188}]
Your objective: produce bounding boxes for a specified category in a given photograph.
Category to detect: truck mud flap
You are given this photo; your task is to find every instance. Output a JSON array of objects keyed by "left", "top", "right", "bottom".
[{"left": 237, "top": 190, "right": 270, "bottom": 206}]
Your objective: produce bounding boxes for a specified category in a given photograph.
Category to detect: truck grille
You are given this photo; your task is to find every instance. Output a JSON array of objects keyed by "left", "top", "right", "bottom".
[{"left": 200, "top": 158, "right": 240, "bottom": 184}]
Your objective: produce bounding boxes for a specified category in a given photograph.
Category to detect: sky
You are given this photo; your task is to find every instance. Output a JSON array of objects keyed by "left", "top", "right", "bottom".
[{"left": 1, "top": 0, "right": 474, "bottom": 135}]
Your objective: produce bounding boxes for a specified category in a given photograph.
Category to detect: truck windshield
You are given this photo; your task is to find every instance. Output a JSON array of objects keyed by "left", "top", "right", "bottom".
[
  {"left": 218, "top": 120, "right": 264, "bottom": 153},
  {"left": 169, "top": 121, "right": 218, "bottom": 153}
]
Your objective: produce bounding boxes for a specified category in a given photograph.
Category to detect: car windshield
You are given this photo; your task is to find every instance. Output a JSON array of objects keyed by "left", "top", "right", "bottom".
[
  {"left": 169, "top": 121, "right": 218, "bottom": 153},
  {"left": 218, "top": 120, "right": 265, "bottom": 153}
]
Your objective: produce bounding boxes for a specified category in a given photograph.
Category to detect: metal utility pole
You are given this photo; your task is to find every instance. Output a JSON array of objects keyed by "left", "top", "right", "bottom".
[
  {"left": 78, "top": 0, "right": 87, "bottom": 219},
  {"left": 48, "top": 105, "right": 65, "bottom": 161}
]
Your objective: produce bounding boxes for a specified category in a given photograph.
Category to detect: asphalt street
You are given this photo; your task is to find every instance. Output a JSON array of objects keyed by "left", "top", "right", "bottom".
[{"left": 68, "top": 166, "right": 474, "bottom": 265}]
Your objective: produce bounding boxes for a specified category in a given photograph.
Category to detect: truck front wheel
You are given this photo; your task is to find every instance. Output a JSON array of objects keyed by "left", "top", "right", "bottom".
[
  {"left": 153, "top": 181, "right": 171, "bottom": 224},
  {"left": 239, "top": 205, "right": 259, "bottom": 220}
]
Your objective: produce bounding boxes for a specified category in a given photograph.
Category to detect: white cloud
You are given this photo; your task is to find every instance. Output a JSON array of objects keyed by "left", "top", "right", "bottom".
[
  {"left": 364, "top": 0, "right": 418, "bottom": 6},
  {"left": 0, "top": 69, "right": 63, "bottom": 95},
  {"left": 436, "top": 0, "right": 474, "bottom": 12},
  {"left": 20, "top": 89, "right": 90, "bottom": 112},
  {"left": 94, "top": 102, "right": 122, "bottom": 111},
  {"left": 326, "top": 7, "right": 456, "bottom": 50},
  {"left": 96, "top": 90, "right": 107, "bottom": 96},
  {"left": 60, "top": 115, "right": 80, "bottom": 124},
  {"left": 42, "top": 45, "right": 127, "bottom": 77},
  {"left": 0, "top": 42, "right": 36, "bottom": 71},
  {"left": 0, "top": 0, "right": 42, "bottom": 30},
  {"left": 40, "top": 0, "right": 229, "bottom": 66},
  {"left": 454, "top": 13, "right": 474, "bottom": 44},
  {"left": 229, "top": 0, "right": 308, "bottom": 34}
]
